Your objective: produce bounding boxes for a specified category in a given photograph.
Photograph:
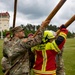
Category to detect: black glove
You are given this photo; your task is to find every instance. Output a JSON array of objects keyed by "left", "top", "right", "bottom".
[
  {"left": 2, "top": 69, "right": 6, "bottom": 73},
  {"left": 60, "top": 24, "right": 66, "bottom": 29}
]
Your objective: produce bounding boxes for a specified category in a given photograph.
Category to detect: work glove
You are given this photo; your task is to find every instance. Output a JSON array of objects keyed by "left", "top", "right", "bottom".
[
  {"left": 59, "top": 24, "right": 68, "bottom": 34},
  {"left": 59, "top": 24, "right": 66, "bottom": 29}
]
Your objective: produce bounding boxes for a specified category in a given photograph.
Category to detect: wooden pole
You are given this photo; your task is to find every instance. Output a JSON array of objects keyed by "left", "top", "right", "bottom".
[
  {"left": 33, "top": 0, "right": 66, "bottom": 37},
  {"left": 13, "top": 0, "right": 17, "bottom": 28},
  {"left": 45, "top": 0, "right": 66, "bottom": 21},
  {"left": 56, "top": 15, "right": 75, "bottom": 35},
  {"left": 64, "top": 15, "right": 75, "bottom": 27}
]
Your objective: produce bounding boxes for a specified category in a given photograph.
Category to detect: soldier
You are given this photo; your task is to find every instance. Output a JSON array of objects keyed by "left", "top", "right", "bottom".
[
  {"left": 31, "top": 25, "right": 68, "bottom": 75},
  {"left": 1, "top": 32, "right": 11, "bottom": 73},
  {"left": 3, "top": 20, "right": 50, "bottom": 75},
  {"left": 56, "top": 47, "right": 65, "bottom": 75},
  {"left": 55, "top": 27, "right": 65, "bottom": 75},
  {"left": 4, "top": 32, "right": 11, "bottom": 42}
]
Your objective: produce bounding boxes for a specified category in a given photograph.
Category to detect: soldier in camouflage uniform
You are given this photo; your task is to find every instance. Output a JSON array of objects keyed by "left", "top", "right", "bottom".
[
  {"left": 56, "top": 47, "right": 65, "bottom": 75},
  {"left": 3, "top": 20, "right": 49, "bottom": 75},
  {"left": 4, "top": 32, "right": 11, "bottom": 42},
  {"left": 1, "top": 32, "right": 11, "bottom": 73}
]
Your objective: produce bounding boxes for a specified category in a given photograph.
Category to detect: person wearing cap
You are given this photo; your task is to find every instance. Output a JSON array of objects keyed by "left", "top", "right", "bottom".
[
  {"left": 31, "top": 25, "right": 68, "bottom": 75},
  {"left": 4, "top": 32, "right": 11, "bottom": 43},
  {"left": 1, "top": 31, "right": 11, "bottom": 73},
  {"left": 28, "top": 33, "right": 33, "bottom": 37},
  {"left": 3, "top": 20, "right": 50, "bottom": 75}
]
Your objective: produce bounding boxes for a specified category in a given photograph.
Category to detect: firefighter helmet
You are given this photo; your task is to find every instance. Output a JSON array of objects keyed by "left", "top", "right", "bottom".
[{"left": 42, "top": 30, "right": 56, "bottom": 43}]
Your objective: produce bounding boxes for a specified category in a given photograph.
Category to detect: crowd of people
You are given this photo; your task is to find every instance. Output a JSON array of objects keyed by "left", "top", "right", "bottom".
[{"left": 1, "top": 20, "right": 68, "bottom": 75}]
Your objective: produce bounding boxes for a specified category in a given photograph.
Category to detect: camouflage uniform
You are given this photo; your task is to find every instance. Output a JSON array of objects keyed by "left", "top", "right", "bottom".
[
  {"left": 1, "top": 57, "right": 11, "bottom": 72},
  {"left": 3, "top": 26, "right": 45, "bottom": 75},
  {"left": 56, "top": 47, "right": 65, "bottom": 75},
  {"left": 1, "top": 35, "right": 11, "bottom": 72}
]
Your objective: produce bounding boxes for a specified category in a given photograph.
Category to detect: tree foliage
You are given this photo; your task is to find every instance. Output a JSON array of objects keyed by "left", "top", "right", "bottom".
[{"left": 0, "top": 24, "right": 75, "bottom": 38}]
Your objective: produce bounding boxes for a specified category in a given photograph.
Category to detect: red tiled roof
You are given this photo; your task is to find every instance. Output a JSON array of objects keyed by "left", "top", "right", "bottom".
[{"left": 0, "top": 12, "right": 10, "bottom": 17}]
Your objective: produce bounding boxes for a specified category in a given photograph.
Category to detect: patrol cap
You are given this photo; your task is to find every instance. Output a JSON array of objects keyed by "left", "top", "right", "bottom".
[
  {"left": 6, "top": 32, "right": 10, "bottom": 36},
  {"left": 28, "top": 33, "right": 33, "bottom": 37},
  {"left": 11, "top": 26, "right": 24, "bottom": 33}
]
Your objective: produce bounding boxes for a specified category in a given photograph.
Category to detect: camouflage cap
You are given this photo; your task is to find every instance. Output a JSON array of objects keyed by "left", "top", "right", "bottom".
[{"left": 11, "top": 26, "right": 24, "bottom": 33}]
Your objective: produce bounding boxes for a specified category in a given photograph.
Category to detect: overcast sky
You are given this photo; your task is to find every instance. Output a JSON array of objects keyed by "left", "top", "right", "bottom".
[{"left": 0, "top": 0, "right": 75, "bottom": 32}]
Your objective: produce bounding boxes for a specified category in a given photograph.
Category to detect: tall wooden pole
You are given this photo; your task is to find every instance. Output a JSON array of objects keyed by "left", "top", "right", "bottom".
[
  {"left": 56, "top": 15, "right": 75, "bottom": 36},
  {"left": 45, "top": 0, "right": 66, "bottom": 21},
  {"left": 64, "top": 15, "right": 75, "bottom": 27},
  {"left": 33, "top": 0, "right": 66, "bottom": 37},
  {"left": 13, "top": 0, "right": 17, "bottom": 28}
]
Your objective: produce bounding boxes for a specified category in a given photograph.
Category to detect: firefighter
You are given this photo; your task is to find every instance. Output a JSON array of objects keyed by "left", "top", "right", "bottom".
[{"left": 31, "top": 25, "right": 68, "bottom": 75}]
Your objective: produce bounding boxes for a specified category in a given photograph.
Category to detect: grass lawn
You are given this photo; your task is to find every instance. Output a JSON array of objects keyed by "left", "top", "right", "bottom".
[
  {"left": 63, "top": 38, "right": 75, "bottom": 75},
  {"left": 0, "top": 39, "right": 4, "bottom": 75},
  {"left": 0, "top": 38, "right": 75, "bottom": 75}
]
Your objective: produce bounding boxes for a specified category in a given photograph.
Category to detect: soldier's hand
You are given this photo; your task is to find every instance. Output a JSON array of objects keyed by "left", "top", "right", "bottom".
[
  {"left": 41, "top": 20, "right": 50, "bottom": 28},
  {"left": 23, "top": 38, "right": 28, "bottom": 42}
]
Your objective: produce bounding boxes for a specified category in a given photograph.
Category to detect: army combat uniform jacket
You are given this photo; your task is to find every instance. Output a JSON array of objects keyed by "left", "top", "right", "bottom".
[
  {"left": 3, "top": 28, "right": 44, "bottom": 75},
  {"left": 1, "top": 37, "right": 11, "bottom": 72}
]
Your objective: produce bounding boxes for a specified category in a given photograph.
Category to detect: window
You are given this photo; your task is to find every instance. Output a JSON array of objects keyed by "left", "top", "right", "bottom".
[{"left": 4, "top": 25, "right": 6, "bottom": 26}]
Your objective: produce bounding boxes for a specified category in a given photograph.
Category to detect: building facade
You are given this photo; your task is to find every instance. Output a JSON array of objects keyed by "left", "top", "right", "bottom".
[{"left": 0, "top": 12, "right": 10, "bottom": 31}]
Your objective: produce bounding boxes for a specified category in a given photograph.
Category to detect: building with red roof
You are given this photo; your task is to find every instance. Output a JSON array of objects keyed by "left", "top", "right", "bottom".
[{"left": 0, "top": 12, "right": 10, "bottom": 31}]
